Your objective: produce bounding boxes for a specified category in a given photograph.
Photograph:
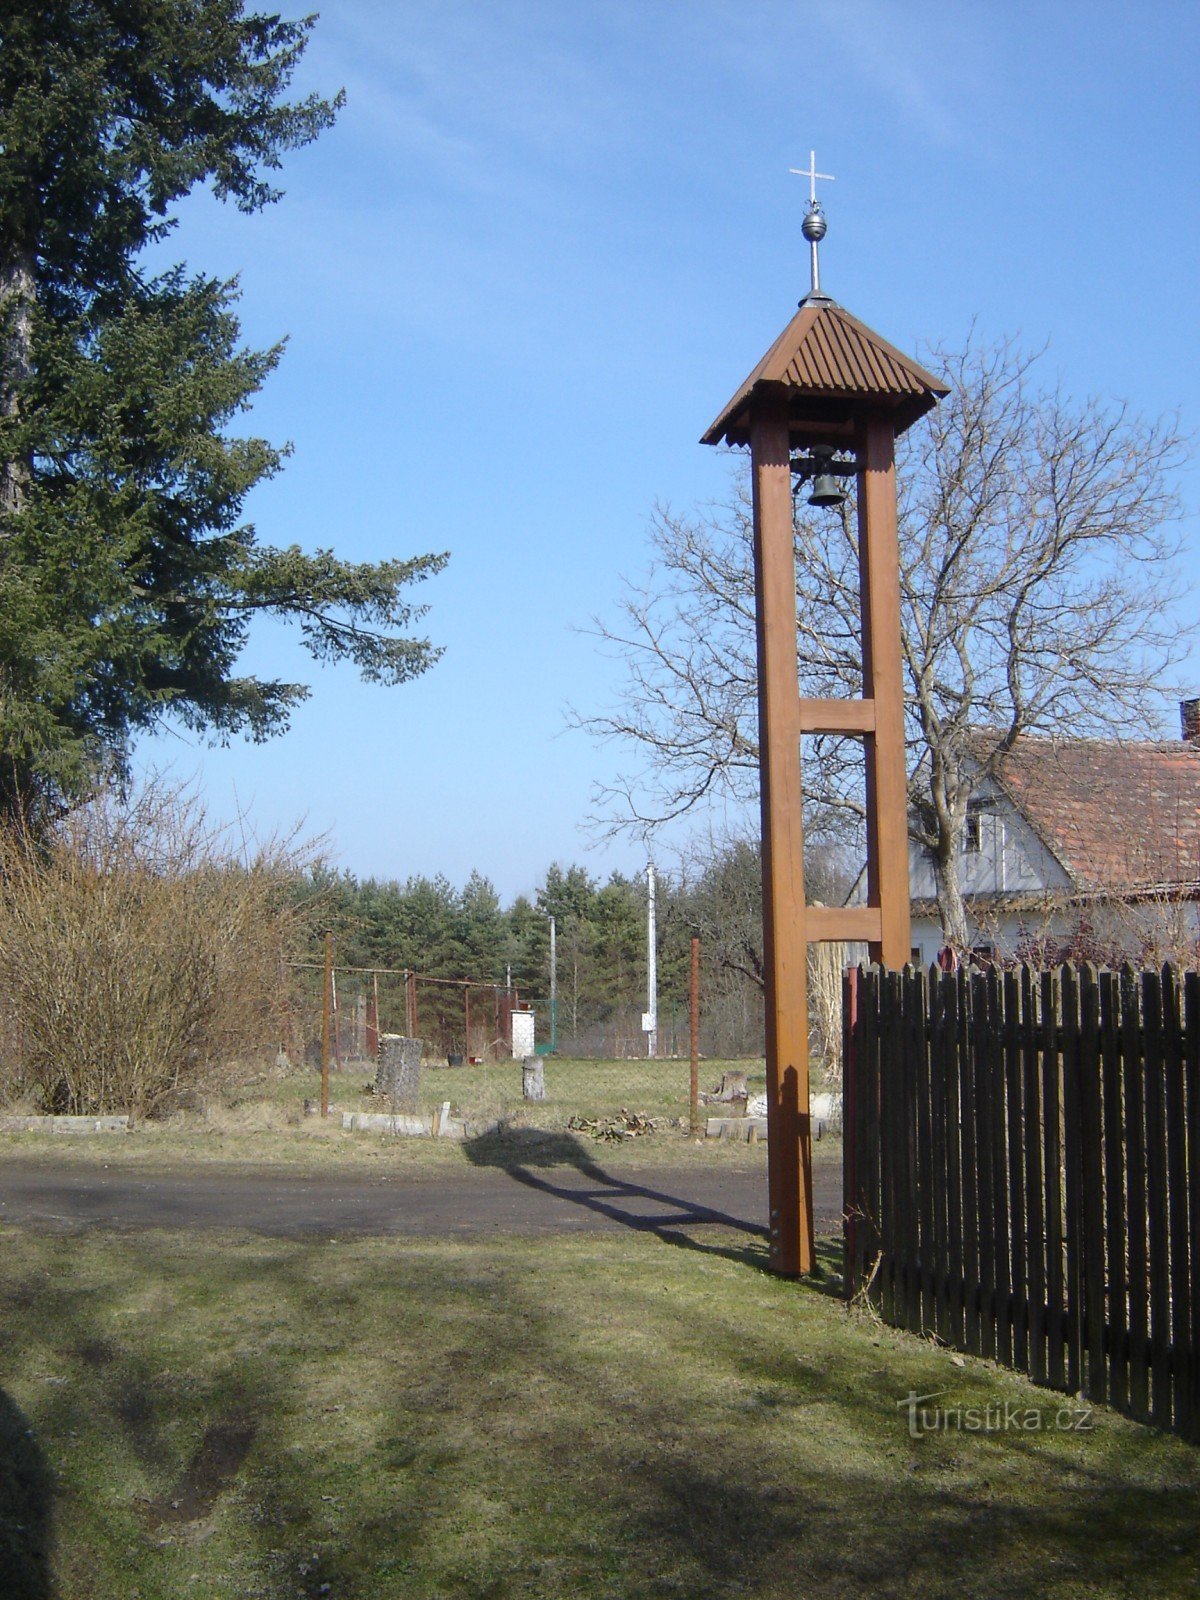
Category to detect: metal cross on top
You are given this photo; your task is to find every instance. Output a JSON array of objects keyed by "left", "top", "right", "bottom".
[
  {"left": 788, "top": 150, "right": 835, "bottom": 206},
  {"left": 789, "top": 152, "right": 835, "bottom": 298}
]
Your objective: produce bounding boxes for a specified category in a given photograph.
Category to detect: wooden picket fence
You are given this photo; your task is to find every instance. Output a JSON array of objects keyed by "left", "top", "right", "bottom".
[{"left": 843, "top": 962, "right": 1200, "bottom": 1439}]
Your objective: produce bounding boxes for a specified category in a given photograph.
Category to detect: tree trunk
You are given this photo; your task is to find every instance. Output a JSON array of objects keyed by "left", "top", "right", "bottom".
[
  {"left": 0, "top": 252, "right": 35, "bottom": 521},
  {"left": 933, "top": 845, "right": 971, "bottom": 956}
]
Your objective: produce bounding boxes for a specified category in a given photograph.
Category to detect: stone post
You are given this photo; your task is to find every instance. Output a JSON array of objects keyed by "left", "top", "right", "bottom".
[
  {"left": 522, "top": 1055, "right": 546, "bottom": 1102},
  {"left": 377, "top": 1035, "right": 422, "bottom": 1114}
]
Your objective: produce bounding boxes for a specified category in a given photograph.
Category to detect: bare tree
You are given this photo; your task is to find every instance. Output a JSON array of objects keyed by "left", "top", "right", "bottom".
[
  {"left": 671, "top": 824, "right": 853, "bottom": 1060},
  {"left": 578, "top": 331, "right": 1189, "bottom": 950}
]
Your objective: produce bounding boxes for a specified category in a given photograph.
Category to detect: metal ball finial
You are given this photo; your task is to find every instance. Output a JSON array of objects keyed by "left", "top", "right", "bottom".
[{"left": 801, "top": 202, "right": 827, "bottom": 243}]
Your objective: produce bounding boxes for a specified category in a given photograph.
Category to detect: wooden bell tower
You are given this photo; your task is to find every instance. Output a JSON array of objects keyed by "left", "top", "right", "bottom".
[{"left": 701, "top": 161, "right": 948, "bottom": 1276}]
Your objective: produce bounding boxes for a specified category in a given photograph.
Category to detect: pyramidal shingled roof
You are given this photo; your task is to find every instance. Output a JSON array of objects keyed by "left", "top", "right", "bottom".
[{"left": 702, "top": 295, "right": 949, "bottom": 448}]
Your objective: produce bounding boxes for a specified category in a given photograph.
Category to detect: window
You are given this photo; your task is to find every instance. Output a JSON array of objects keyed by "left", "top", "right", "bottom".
[{"left": 964, "top": 799, "right": 988, "bottom": 853}]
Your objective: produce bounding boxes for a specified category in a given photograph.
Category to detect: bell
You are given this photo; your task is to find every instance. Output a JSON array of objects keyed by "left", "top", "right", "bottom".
[{"left": 808, "top": 473, "right": 847, "bottom": 508}]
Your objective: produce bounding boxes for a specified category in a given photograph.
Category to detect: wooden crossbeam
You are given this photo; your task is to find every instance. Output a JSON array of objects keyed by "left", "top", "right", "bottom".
[
  {"left": 805, "top": 905, "right": 883, "bottom": 943},
  {"left": 798, "top": 697, "right": 876, "bottom": 734}
]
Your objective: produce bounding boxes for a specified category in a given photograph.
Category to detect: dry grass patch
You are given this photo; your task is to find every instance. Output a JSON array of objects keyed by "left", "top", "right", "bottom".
[{"left": 0, "top": 1064, "right": 794, "bottom": 1174}]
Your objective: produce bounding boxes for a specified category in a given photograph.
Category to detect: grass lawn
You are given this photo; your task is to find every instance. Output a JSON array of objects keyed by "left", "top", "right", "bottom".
[{"left": 2, "top": 1223, "right": 1198, "bottom": 1599}]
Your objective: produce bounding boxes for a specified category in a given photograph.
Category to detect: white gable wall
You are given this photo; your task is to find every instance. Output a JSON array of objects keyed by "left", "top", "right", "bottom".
[
  {"left": 908, "top": 777, "right": 1075, "bottom": 964},
  {"left": 908, "top": 778, "right": 1072, "bottom": 901}
]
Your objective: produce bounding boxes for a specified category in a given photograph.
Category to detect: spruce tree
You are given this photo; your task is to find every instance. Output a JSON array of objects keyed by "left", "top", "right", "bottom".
[{"left": 0, "top": 3, "right": 447, "bottom": 817}]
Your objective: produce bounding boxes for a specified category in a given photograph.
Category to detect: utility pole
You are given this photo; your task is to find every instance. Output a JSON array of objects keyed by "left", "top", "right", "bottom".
[{"left": 645, "top": 863, "right": 658, "bottom": 1058}]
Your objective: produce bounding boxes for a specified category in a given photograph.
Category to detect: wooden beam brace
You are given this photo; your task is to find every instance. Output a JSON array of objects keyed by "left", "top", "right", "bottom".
[
  {"left": 805, "top": 906, "right": 883, "bottom": 944},
  {"left": 798, "top": 697, "right": 876, "bottom": 734}
]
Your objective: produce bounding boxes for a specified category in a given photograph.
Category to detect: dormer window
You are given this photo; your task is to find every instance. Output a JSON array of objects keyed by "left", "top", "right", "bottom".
[{"left": 964, "top": 799, "right": 988, "bottom": 854}]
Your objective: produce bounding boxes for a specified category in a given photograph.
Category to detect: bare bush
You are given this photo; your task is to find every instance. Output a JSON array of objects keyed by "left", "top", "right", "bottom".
[{"left": 0, "top": 783, "right": 316, "bottom": 1117}]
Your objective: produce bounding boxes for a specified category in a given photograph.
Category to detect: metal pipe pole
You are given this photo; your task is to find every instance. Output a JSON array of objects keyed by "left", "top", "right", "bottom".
[
  {"left": 321, "top": 931, "right": 332, "bottom": 1118},
  {"left": 690, "top": 935, "right": 700, "bottom": 1135},
  {"left": 646, "top": 863, "right": 658, "bottom": 1059}
]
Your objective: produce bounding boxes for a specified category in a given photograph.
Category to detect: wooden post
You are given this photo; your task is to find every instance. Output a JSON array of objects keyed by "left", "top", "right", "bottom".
[
  {"left": 843, "top": 963, "right": 860, "bottom": 1295},
  {"left": 321, "top": 931, "right": 332, "bottom": 1119},
  {"left": 405, "top": 970, "right": 417, "bottom": 1038},
  {"left": 690, "top": 935, "right": 701, "bottom": 1135},
  {"left": 858, "top": 414, "right": 912, "bottom": 968},
  {"left": 750, "top": 396, "right": 814, "bottom": 1278}
]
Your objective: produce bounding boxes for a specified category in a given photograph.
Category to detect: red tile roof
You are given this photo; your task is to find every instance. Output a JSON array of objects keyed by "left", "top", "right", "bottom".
[{"left": 984, "top": 735, "right": 1200, "bottom": 896}]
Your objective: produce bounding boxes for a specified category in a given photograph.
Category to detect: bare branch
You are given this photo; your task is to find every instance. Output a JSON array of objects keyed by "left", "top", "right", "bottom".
[{"left": 579, "top": 329, "right": 1191, "bottom": 946}]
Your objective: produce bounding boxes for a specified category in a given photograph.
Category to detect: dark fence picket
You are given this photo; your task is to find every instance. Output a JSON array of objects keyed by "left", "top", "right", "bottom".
[
  {"left": 929, "top": 970, "right": 951, "bottom": 1344},
  {"left": 900, "top": 966, "right": 922, "bottom": 1334},
  {"left": 970, "top": 969, "right": 996, "bottom": 1359},
  {"left": 1022, "top": 965, "right": 1047, "bottom": 1387},
  {"left": 960, "top": 969, "right": 982, "bottom": 1356},
  {"left": 894, "top": 966, "right": 914, "bottom": 1331},
  {"left": 1162, "top": 966, "right": 1190, "bottom": 1436},
  {"left": 842, "top": 968, "right": 860, "bottom": 1299},
  {"left": 987, "top": 970, "right": 1013, "bottom": 1368},
  {"left": 1005, "top": 968, "right": 1028, "bottom": 1371},
  {"left": 870, "top": 966, "right": 889, "bottom": 1292},
  {"left": 1122, "top": 965, "right": 1151, "bottom": 1421},
  {"left": 1042, "top": 968, "right": 1067, "bottom": 1391},
  {"left": 879, "top": 968, "right": 900, "bottom": 1325},
  {"left": 943, "top": 971, "right": 966, "bottom": 1350},
  {"left": 911, "top": 965, "right": 935, "bottom": 1333},
  {"left": 1078, "top": 964, "right": 1108, "bottom": 1405},
  {"left": 1185, "top": 970, "right": 1200, "bottom": 1442},
  {"left": 1143, "top": 968, "right": 1172, "bottom": 1430},
  {"left": 1060, "top": 964, "right": 1085, "bottom": 1394},
  {"left": 1099, "top": 968, "right": 1128, "bottom": 1413}
]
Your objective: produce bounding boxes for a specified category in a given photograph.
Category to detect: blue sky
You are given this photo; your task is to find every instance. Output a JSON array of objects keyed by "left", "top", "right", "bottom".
[{"left": 136, "top": 0, "right": 1200, "bottom": 901}]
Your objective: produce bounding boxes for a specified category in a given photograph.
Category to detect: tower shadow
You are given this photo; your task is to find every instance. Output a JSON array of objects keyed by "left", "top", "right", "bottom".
[
  {"left": 463, "top": 1125, "right": 772, "bottom": 1269},
  {"left": 0, "top": 1387, "right": 54, "bottom": 1599}
]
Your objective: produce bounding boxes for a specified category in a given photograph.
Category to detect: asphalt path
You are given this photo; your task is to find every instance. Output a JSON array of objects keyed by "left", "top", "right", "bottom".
[{"left": 0, "top": 1151, "right": 844, "bottom": 1243}]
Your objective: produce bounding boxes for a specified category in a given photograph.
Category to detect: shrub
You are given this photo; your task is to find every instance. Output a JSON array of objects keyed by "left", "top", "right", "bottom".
[{"left": 0, "top": 784, "right": 315, "bottom": 1117}]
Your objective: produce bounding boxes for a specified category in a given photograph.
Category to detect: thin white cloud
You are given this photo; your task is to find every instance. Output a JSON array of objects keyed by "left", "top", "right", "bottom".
[{"left": 803, "top": 0, "right": 966, "bottom": 147}]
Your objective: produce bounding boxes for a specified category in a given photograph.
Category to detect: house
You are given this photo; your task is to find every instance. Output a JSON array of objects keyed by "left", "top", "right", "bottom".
[{"left": 908, "top": 699, "right": 1200, "bottom": 966}]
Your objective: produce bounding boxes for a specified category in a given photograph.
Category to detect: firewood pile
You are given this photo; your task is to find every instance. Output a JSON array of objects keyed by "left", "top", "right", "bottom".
[{"left": 566, "top": 1109, "right": 660, "bottom": 1141}]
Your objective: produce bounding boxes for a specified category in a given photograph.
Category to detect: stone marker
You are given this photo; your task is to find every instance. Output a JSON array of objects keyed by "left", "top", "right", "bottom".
[
  {"left": 376, "top": 1034, "right": 422, "bottom": 1113},
  {"left": 522, "top": 1055, "right": 546, "bottom": 1102}
]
